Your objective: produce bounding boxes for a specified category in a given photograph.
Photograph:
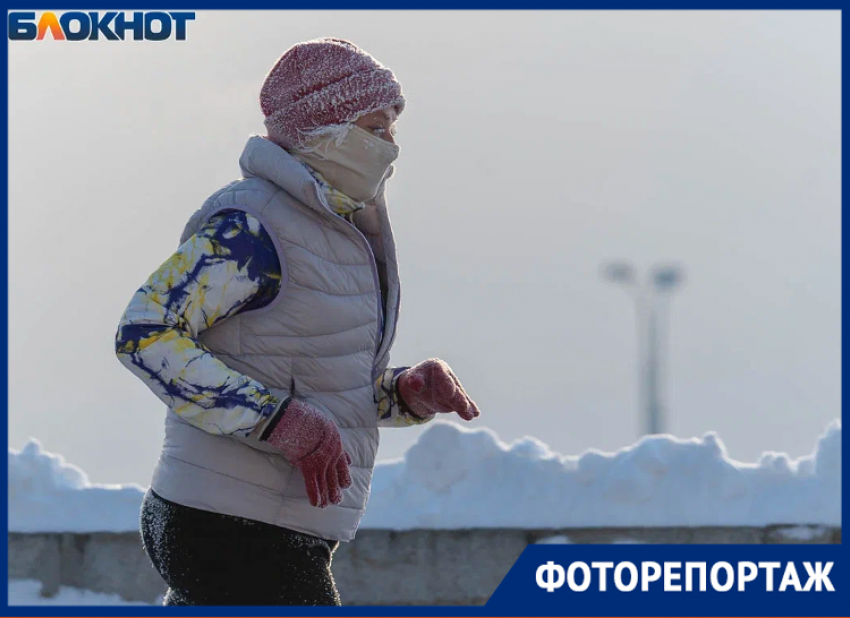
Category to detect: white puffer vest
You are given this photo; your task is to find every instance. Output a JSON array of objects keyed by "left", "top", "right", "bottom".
[{"left": 150, "top": 135, "right": 401, "bottom": 542}]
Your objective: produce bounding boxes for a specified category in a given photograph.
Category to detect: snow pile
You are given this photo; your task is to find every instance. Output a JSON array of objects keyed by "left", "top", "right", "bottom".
[
  {"left": 773, "top": 525, "right": 831, "bottom": 542},
  {"left": 8, "top": 580, "right": 155, "bottom": 606},
  {"left": 536, "top": 535, "right": 573, "bottom": 544},
  {"left": 361, "top": 419, "right": 841, "bottom": 529},
  {"left": 8, "top": 440, "right": 145, "bottom": 533},
  {"left": 8, "top": 420, "right": 840, "bottom": 532}
]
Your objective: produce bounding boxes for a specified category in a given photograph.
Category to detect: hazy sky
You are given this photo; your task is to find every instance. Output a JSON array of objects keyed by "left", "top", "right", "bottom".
[{"left": 9, "top": 11, "right": 840, "bottom": 485}]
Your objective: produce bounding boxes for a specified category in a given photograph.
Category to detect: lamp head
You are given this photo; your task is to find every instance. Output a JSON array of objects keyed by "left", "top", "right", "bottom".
[
  {"left": 652, "top": 265, "right": 685, "bottom": 292},
  {"left": 602, "top": 261, "right": 636, "bottom": 286}
]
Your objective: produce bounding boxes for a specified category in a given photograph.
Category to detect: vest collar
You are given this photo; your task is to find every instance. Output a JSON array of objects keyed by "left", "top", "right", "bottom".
[{"left": 239, "top": 135, "right": 336, "bottom": 219}]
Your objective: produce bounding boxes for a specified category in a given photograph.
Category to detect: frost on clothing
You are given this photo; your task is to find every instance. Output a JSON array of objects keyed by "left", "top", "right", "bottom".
[
  {"left": 116, "top": 207, "right": 427, "bottom": 435},
  {"left": 115, "top": 210, "right": 283, "bottom": 437},
  {"left": 141, "top": 489, "right": 340, "bottom": 605},
  {"left": 260, "top": 37, "right": 405, "bottom": 150}
]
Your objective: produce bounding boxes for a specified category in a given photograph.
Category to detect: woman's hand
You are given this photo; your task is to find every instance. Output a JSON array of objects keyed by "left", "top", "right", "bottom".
[
  {"left": 397, "top": 359, "right": 481, "bottom": 422},
  {"left": 266, "top": 399, "right": 352, "bottom": 508}
]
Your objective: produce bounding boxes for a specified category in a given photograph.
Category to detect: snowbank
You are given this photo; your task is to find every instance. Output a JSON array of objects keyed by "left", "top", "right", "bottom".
[
  {"left": 8, "top": 420, "right": 841, "bottom": 533},
  {"left": 8, "top": 440, "right": 145, "bottom": 533},
  {"left": 8, "top": 580, "right": 155, "bottom": 606},
  {"left": 361, "top": 419, "right": 842, "bottom": 529}
]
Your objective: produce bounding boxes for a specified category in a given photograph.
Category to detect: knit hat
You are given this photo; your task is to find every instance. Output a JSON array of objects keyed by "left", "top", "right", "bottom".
[{"left": 260, "top": 37, "right": 406, "bottom": 149}]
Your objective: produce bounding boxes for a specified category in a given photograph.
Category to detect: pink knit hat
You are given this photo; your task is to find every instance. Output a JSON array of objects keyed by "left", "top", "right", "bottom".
[{"left": 260, "top": 37, "right": 406, "bottom": 149}]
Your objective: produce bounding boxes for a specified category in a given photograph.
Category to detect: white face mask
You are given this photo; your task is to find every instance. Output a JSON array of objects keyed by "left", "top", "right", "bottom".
[{"left": 292, "top": 125, "right": 400, "bottom": 203}]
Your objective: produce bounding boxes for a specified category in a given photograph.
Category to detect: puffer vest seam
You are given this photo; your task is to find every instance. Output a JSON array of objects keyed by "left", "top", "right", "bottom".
[{"left": 222, "top": 347, "right": 373, "bottom": 360}]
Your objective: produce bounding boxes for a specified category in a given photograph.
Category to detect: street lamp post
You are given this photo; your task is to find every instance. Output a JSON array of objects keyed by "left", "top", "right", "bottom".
[{"left": 601, "top": 262, "right": 685, "bottom": 437}]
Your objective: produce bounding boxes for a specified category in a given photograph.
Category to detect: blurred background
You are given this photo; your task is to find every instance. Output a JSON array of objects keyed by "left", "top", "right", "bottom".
[{"left": 8, "top": 10, "right": 840, "bottom": 486}]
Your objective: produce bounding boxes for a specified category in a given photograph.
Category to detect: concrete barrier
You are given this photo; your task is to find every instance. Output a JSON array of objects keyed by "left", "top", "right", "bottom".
[{"left": 8, "top": 526, "right": 841, "bottom": 605}]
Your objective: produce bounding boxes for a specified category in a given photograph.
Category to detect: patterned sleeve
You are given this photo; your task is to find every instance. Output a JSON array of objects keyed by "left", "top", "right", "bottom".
[
  {"left": 375, "top": 367, "right": 435, "bottom": 428},
  {"left": 115, "top": 210, "right": 283, "bottom": 437}
]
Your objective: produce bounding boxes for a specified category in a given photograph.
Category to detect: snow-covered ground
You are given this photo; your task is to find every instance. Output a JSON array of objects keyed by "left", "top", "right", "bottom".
[
  {"left": 8, "top": 580, "right": 155, "bottom": 606},
  {"left": 8, "top": 419, "right": 841, "bottom": 533}
]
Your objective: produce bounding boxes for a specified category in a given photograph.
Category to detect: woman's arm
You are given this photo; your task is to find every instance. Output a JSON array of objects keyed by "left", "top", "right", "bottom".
[{"left": 115, "top": 210, "right": 284, "bottom": 437}]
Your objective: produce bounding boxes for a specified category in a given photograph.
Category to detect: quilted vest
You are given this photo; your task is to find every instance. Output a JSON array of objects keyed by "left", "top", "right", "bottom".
[{"left": 149, "top": 135, "right": 401, "bottom": 542}]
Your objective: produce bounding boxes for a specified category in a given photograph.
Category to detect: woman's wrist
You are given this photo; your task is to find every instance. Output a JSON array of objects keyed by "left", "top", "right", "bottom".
[
  {"left": 395, "top": 369, "right": 435, "bottom": 421},
  {"left": 259, "top": 396, "right": 293, "bottom": 442}
]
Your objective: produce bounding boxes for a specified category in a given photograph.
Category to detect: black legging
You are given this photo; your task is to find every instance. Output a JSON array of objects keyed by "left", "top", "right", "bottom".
[{"left": 140, "top": 489, "right": 341, "bottom": 606}]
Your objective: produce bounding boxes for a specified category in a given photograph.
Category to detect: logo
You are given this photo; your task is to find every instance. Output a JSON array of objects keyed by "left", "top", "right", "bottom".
[{"left": 8, "top": 11, "right": 195, "bottom": 41}]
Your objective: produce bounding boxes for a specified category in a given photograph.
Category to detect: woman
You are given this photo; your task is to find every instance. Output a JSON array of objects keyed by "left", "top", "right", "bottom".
[{"left": 114, "top": 37, "right": 480, "bottom": 606}]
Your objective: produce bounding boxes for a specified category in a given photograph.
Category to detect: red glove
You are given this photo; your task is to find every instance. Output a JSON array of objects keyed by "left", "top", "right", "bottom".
[
  {"left": 397, "top": 358, "right": 481, "bottom": 422},
  {"left": 265, "top": 399, "right": 352, "bottom": 509}
]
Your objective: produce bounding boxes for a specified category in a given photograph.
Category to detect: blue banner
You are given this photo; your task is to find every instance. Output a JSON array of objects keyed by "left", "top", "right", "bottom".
[{"left": 487, "top": 545, "right": 844, "bottom": 616}]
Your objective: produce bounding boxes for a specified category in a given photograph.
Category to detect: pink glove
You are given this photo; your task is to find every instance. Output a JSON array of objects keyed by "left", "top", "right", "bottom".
[
  {"left": 397, "top": 358, "right": 481, "bottom": 422},
  {"left": 266, "top": 399, "right": 352, "bottom": 509}
]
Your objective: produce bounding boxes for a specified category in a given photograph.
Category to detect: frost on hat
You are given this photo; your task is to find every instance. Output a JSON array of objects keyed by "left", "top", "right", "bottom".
[{"left": 260, "top": 37, "right": 406, "bottom": 149}]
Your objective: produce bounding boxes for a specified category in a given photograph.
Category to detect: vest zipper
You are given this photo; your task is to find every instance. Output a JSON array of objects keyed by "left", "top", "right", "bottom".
[
  {"left": 310, "top": 184, "right": 386, "bottom": 378},
  {"left": 339, "top": 217, "right": 384, "bottom": 368}
]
